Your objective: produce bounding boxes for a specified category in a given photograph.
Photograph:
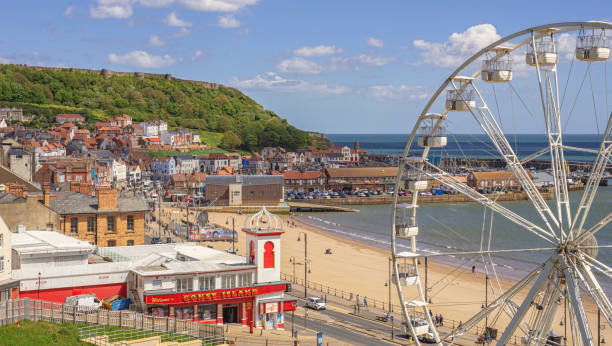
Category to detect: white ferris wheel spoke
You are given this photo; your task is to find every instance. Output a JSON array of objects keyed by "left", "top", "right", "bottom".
[
  {"left": 442, "top": 261, "right": 547, "bottom": 340},
  {"left": 497, "top": 258, "right": 557, "bottom": 346},
  {"left": 450, "top": 80, "right": 561, "bottom": 241},
  {"left": 573, "top": 260, "right": 612, "bottom": 325},
  {"left": 412, "top": 161, "right": 557, "bottom": 244},
  {"left": 575, "top": 251, "right": 612, "bottom": 280},
  {"left": 564, "top": 260, "right": 595, "bottom": 346},
  {"left": 574, "top": 211, "right": 612, "bottom": 245},
  {"left": 569, "top": 112, "right": 612, "bottom": 239},
  {"left": 422, "top": 247, "right": 557, "bottom": 257},
  {"left": 529, "top": 31, "right": 573, "bottom": 240}
]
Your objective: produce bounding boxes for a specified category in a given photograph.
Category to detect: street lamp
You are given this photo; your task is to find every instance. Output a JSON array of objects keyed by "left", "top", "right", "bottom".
[
  {"left": 297, "top": 232, "right": 308, "bottom": 298},
  {"left": 226, "top": 216, "right": 236, "bottom": 254},
  {"left": 37, "top": 272, "right": 41, "bottom": 300}
]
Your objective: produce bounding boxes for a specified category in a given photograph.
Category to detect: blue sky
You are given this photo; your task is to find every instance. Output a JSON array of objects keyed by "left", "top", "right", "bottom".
[{"left": 1, "top": 1, "right": 612, "bottom": 134}]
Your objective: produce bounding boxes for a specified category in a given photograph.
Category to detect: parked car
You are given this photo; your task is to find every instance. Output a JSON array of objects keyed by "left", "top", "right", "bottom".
[
  {"left": 151, "top": 237, "right": 162, "bottom": 244},
  {"left": 306, "top": 297, "right": 326, "bottom": 310}
]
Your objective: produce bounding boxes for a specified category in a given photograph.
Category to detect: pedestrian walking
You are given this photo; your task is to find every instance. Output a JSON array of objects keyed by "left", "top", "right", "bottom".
[
  {"left": 439, "top": 314, "right": 443, "bottom": 326},
  {"left": 429, "top": 310, "right": 433, "bottom": 318},
  {"left": 356, "top": 294, "right": 361, "bottom": 306},
  {"left": 472, "top": 265, "right": 476, "bottom": 273},
  {"left": 363, "top": 296, "right": 368, "bottom": 307}
]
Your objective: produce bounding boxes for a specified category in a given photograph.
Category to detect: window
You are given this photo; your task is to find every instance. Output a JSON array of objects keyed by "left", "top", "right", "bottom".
[
  {"left": 107, "top": 240, "right": 116, "bottom": 247},
  {"left": 0, "top": 234, "right": 3, "bottom": 248},
  {"left": 127, "top": 240, "right": 134, "bottom": 246},
  {"left": 263, "top": 241, "right": 275, "bottom": 269},
  {"left": 238, "top": 273, "right": 252, "bottom": 288},
  {"left": 70, "top": 218, "right": 78, "bottom": 234},
  {"left": 176, "top": 278, "right": 193, "bottom": 292},
  {"left": 197, "top": 304, "right": 217, "bottom": 321},
  {"left": 0, "top": 256, "right": 4, "bottom": 272},
  {"left": 107, "top": 216, "right": 115, "bottom": 232},
  {"left": 127, "top": 215, "right": 134, "bottom": 232},
  {"left": 199, "top": 276, "right": 215, "bottom": 291},
  {"left": 221, "top": 275, "right": 236, "bottom": 289},
  {"left": 152, "top": 280, "right": 162, "bottom": 288},
  {"left": 87, "top": 217, "right": 95, "bottom": 234}
]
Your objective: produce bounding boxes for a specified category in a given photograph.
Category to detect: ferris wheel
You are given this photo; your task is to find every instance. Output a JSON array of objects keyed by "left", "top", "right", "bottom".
[{"left": 390, "top": 21, "right": 612, "bottom": 345}]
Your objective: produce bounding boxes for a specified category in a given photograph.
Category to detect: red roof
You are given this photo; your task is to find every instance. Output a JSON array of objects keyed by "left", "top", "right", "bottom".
[{"left": 283, "top": 171, "right": 322, "bottom": 180}]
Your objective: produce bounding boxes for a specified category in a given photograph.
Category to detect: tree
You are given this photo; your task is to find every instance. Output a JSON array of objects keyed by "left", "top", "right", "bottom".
[{"left": 220, "top": 130, "right": 242, "bottom": 149}]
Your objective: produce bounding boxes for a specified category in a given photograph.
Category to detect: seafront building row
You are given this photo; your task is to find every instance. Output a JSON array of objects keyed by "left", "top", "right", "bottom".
[{"left": 0, "top": 208, "right": 296, "bottom": 330}]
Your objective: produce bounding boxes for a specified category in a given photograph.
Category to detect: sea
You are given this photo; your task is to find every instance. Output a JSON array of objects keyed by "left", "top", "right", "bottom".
[{"left": 296, "top": 133, "right": 611, "bottom": 293}]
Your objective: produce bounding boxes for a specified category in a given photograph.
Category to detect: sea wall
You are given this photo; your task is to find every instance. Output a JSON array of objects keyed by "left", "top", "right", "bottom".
[
  {"left": 5, "top": 64, "right": 219, "bottom": 89},
  {"left": 303, "top": 190, "right": 556, "bottom": 205}
]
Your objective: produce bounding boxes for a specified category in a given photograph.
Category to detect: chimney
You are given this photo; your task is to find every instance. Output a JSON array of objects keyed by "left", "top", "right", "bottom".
[
  {"left": 7, "top": 184, "right": 24, "bottom": 198},
  {"left": 43, "top": 183, "right": 50, "bottom": 207},
  {"left": 97, "top": 188, "right": 118, "bottom": 211}
]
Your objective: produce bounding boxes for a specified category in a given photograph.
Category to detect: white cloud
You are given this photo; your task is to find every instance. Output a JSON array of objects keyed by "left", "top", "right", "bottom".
[
  {"left": 230, "top": 72, "right": 348, "bottom": 94},
  {"left": 165, "top": 11, "right": 192, "bottom": 27},
  {"left": 293, "top": 45, "right": 342, "bottom": 57},
  {"left": 277, "top": 57, "right": 323, "bottom": 75},
  {"left": 330, "top": 54, "right": 395, "bottom": 71},
  {"left": 192, "top": 49, "right": 204, "bottom": 61},
  {"left": 556, "top": 33, "right": 577, "bottom": 60},
  {"left": 367, "top": 37, "right": 384, "bottom": 48},
  {"left": 63, "top": 6, "right": 75, "bottom": 18},
  {"left": 171, "top": 27, "right": 192, "bottom": 37},
  {"left": 108, "top": 50, "right": 176, "bottom": 68},
  {"left": 148, "top": 34, "right": 165, "bottom": 47},
  {"left": 139, "top": 0, "right": 174, "bottom": 7},
  {"left": 413, "top": 24, "right": 501, "bottom": 68},
  {"left": 177, "top": 0, "right": 257, "bottom": 12},
  {"left": 217, "top": 15, "right": 241, "bottom": 29},
  {"left": 90, "top": 0, "right": 133, "bottom": 19},
  {"left": 0, "top": 57, "right": 10, "bottom": 64},
  {"left": 368, "top": 84, "right": 429, "bottom": 100}
]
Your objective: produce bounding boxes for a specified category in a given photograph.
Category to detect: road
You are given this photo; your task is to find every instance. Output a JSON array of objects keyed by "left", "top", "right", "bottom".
[{"left": 288, "top": 295, "right": 408, "bottom": 346}]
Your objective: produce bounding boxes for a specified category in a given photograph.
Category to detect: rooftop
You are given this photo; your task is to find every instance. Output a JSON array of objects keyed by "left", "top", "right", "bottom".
[
  {"left": 206, "top": 175, "right": 283, "bottom": 186},
  {"left": 49, "top": 191, "right": 149, "bottom": 214},
  {"left": 325, "top": 167, "right": 399, "bottom": 178},
  {"left": 12, "top": 230, "right": 94, "bottom": 255}
]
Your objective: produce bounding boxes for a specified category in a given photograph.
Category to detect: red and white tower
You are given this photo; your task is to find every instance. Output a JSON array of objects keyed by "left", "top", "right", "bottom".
[{"left": 242, "top": 207, "right": 284, "bottom": 284}]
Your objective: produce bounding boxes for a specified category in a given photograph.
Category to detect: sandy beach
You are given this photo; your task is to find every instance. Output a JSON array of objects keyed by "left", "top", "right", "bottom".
[{"left": 159, "top": 206, "right": 610, "bottom": 343}]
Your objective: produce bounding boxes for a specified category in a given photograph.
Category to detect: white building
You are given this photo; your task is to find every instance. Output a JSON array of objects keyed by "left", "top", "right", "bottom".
[
  {"left": 175, "top": 156, "right": 199, "bottom": 175},
  {"left": 150, "top": 157, "right": 176, "bottom": 182},
  {"left": 0, "top": 218, "right": 19, "bottom": 302},
  {"left": 141, "top": 121, "right": 168, "bottom": 138}
]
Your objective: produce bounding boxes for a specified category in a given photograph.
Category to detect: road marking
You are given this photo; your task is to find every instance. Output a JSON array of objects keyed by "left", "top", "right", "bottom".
[{"left": 325, "top": 304, "right": 352, "bottom": 314}]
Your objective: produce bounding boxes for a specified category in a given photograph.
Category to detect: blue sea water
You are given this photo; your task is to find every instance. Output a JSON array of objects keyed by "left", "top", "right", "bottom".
[
  {"left": 303, "top": 133, "right": 612, "bottom": 293},
  {"left": 326, "top": 133, "right": 604, "bottom": 162}
]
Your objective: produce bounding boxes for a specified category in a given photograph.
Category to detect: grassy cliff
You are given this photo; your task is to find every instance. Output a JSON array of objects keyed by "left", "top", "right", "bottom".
[{"left": 0, "top": 64, "right": 311, "bottom": 151}]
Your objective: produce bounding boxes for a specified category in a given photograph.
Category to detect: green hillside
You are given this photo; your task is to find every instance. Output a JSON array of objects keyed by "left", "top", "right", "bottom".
[{"left": 0, "top": 64, "right": 311, "bottom": 151}]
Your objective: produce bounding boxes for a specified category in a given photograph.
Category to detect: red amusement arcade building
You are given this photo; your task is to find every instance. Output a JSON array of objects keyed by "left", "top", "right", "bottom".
[{"left": 123, "top": 206, "right": 295, "bottom": 329}]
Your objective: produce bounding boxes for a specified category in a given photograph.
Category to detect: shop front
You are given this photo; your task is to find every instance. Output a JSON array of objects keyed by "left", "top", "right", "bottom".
[{"left": 144, "top": 283, "right": 295, "bottom": 329}]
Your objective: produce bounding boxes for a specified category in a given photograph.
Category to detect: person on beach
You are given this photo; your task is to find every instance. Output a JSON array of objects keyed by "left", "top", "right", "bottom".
[
  {"left": 439, "top": 314, "right": 443, "bottom": 326},
  {"left": 472, "top": 265, "right": 476, "bottom": 273},
  {"left": 364, "top": 296, "right": 368, "bottom": 307},
  {"left": 356, "top": 294, "right": 360, "bottom": 306}
]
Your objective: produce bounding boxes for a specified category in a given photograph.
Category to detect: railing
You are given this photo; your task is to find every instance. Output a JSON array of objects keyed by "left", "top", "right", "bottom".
[
  {"left": 281, "top": 272, "right": 522, "bottom": 345},
  {"left": 0, "top": 298, "right": 225, "bottom": 345}
]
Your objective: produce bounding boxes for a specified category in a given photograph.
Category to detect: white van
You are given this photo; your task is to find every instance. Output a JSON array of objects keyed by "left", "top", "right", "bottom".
[{"left": 65, "top": 294, "right": 102, "bottom": 312}]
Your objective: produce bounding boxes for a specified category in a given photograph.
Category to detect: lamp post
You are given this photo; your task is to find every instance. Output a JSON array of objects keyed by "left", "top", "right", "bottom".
[
  {"left": 485, "top": 274, "right": 489, "bottom": 331},
  {"left": 289, "top": 256, "right": 297, "bottom": 283},
  {"left": 37, "top": 272, "right": 41, "bottom": 300},
  {"left": 297, "top": 232, "right": 308, "bottom": 298},
  {"left": 226, "top": 216, "right": 236, "bottom": 254}
]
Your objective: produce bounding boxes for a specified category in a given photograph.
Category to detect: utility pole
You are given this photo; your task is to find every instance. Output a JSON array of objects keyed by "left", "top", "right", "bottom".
[
  {"left": 304, "top": 233, "right": 308, "bottom": 298},
  {"left": 388, "top": 256, "right": 392, "bottom": 312},
  {"left": 157, "top": 187, "right": 161, "bottom": 238},
  {"left": 232, "top": 217, "right": 235, "bottom": 253},
  {"left": 298, "top": 232, "right": 308, "bottom": 298},
  {"left": 485, "top": 274, "right": 489, "bottom": 331},
  {"left": 598, "top": 309, "right": 601, "bottom": 346},
  {"left": 425, "top": 257, "right": 428, "bottom": 303}
]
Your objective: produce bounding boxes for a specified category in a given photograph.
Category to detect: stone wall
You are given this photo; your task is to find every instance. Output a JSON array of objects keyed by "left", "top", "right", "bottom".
[{"left": 0, "top": 195, "right": 60, "bottom": 231}]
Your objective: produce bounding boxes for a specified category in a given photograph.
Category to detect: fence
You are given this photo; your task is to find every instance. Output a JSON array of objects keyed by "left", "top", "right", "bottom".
[
  {"left": 0, "top": 298, "right": 225, "bottom": 345},
  {"left": 281, "top": 272, "right": 522, "bottom": 345}
]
